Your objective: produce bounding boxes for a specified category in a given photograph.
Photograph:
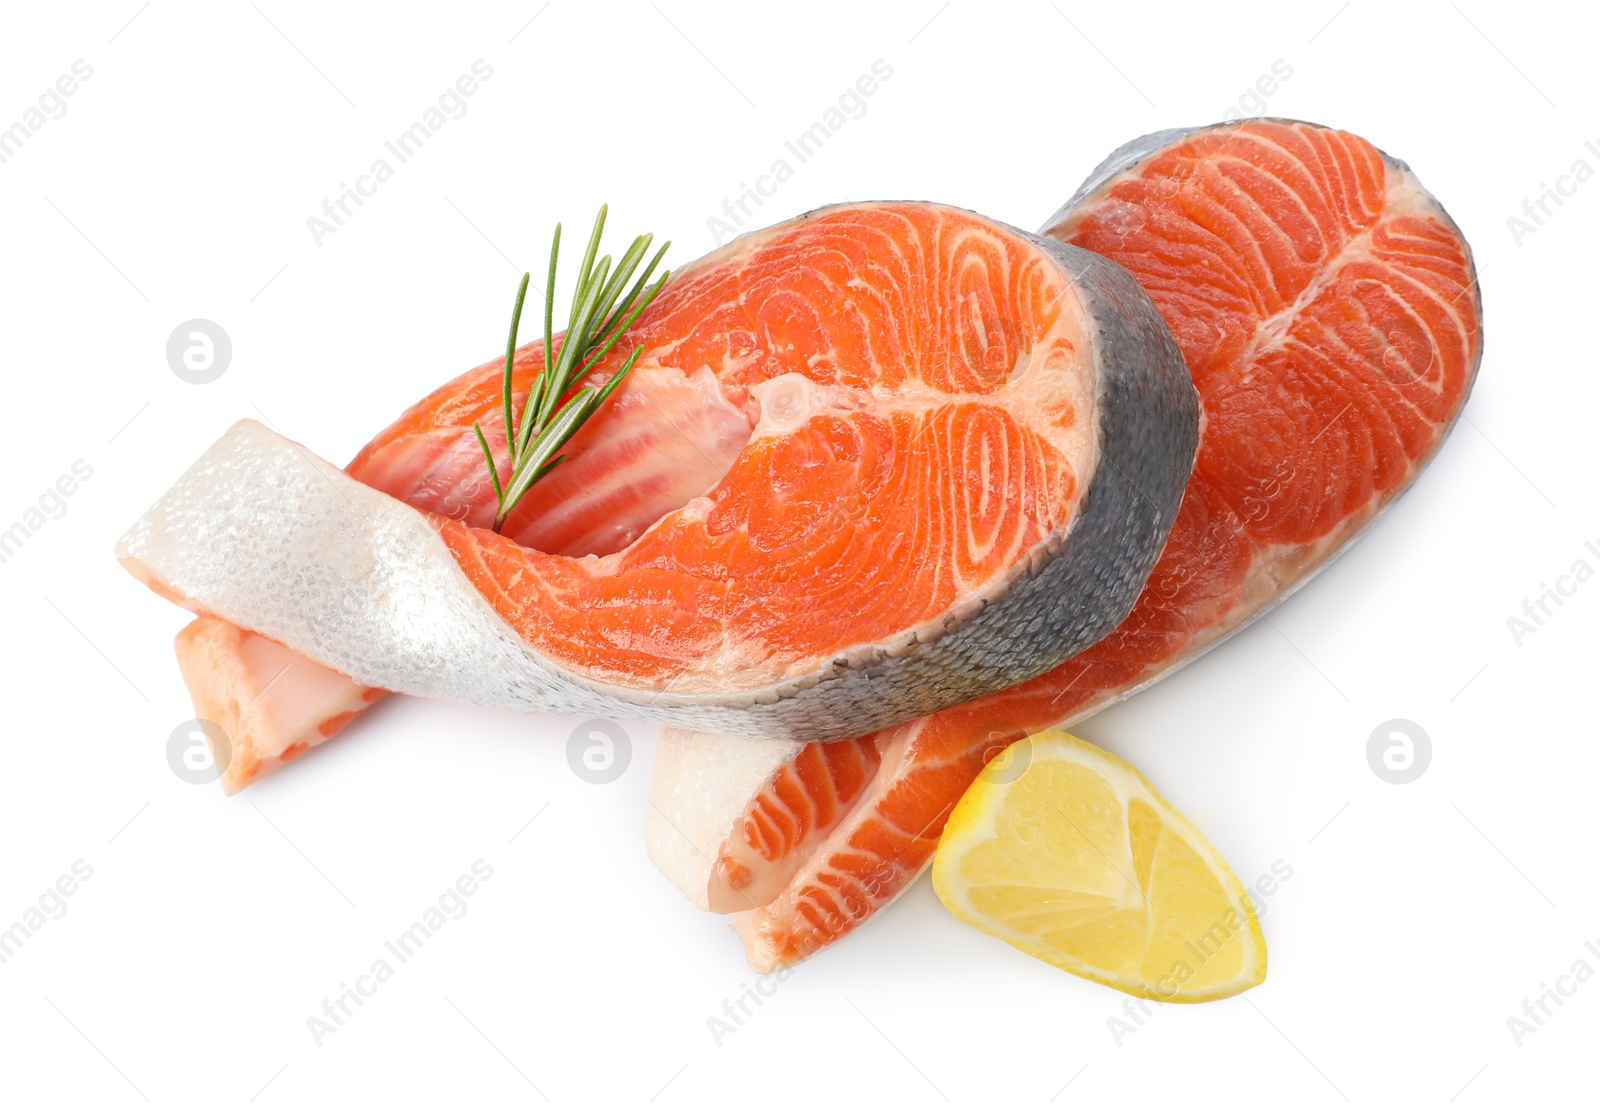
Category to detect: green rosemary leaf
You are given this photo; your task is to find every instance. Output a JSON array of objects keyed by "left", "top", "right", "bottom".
[
  {"left": 591, "top": 240, "right": 670, "bottom": 353},
  {"left": 501, "top": 271, "right": 530, "bottom": 467},
  {"left": 472, "top": 422, "right": 503, "bottom": 504},
  {"left": 516, "top": 366, "right": 552, "bottom": 463},
  {"left": 501, "top": 387, "right": 598, "bottom": 510},
  {"left": 545, "top": 264, "right": 612, "bottom": 421},
  {"left": 534, "top": 455, "right": 564, "bottom": 483},
  {"left": 568, "top": 206, "right": 609, "bottom": 332},
  {"left": 590, "top": 233, "right": 653, "bottom": 333},
  {"left": 592, "top": 348, "right": 643, "bottom": 407},
  {"left": 481, "top": 205, "right": 668, "bottom": 532},
  {"left": 583, "top": 268, "right": 670, "bottom": 377},
  {"left": 543, "top": 222, "right": 560, "bottom": 382}
]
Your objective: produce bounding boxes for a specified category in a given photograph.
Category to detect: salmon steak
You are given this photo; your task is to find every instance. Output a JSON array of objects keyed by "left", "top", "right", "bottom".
[
  {"left": 646, "top": 120, "right": 1483, "bottom": 970},
  {"left": 118, "top": 202, "right": 1197, "bottom": 774}
]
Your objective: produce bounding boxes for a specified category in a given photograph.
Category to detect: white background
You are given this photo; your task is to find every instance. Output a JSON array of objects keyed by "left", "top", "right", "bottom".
[{"left": 1, "top": 2, "right": 1594, "bottom": 1102}]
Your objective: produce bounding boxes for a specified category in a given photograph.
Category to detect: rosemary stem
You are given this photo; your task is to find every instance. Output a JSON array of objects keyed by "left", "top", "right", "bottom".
[{"left": 474, "top": 205, "right": 669, "bottom": 534}]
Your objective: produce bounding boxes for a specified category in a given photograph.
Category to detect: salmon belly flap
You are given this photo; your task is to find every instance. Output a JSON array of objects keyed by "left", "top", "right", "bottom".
[
  {"left": 121, "top": 201, "right": 1196, "bottom": 782},
  {"left": 649, "top": 120, "right": 1482, "bottom": 971},
  {"left": 163, "top": 357, "right": 752, "bottom": 793}
]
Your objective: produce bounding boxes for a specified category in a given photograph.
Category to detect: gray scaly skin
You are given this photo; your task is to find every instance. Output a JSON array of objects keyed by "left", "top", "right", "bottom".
[{"left": 117, "top": 205, "right": 1198, "bottom": 742}]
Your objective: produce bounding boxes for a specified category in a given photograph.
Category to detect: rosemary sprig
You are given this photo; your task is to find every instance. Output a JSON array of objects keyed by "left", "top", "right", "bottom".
[{"left": 474, "top": 205, "right": 670, "bottom": 533}]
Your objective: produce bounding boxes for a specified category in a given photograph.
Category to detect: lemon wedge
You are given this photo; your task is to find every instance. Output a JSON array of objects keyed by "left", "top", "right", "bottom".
[{"left": 932, "top": 730, "right": 1265, "bottom": 1002}]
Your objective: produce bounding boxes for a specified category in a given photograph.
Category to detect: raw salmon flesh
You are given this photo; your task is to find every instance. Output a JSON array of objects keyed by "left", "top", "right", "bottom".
[
  {"left": 646, "top": 119, "right": 1482, "bottom": 970},
  {"left": 119, "top": 202, "right": 1197, "bottom": 780}
]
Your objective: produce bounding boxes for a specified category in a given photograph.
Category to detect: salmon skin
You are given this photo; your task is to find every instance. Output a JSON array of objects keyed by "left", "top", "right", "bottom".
[
  {"left": 118, "top": 202, "right": 1197, "bottom": 744},
  {"left": 647, "top": 120, "right": 1482, "bottom": 970}
]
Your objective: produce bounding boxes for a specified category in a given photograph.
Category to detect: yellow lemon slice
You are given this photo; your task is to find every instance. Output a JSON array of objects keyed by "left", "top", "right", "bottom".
[{"left": 933, "top": 730, "right": 1265, "bottom": 1002}]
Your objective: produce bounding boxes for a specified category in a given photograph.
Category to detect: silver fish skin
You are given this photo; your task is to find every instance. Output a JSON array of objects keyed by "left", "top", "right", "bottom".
[{"left": 117, "top": 207, "right": 1197, "bottom": 741}]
